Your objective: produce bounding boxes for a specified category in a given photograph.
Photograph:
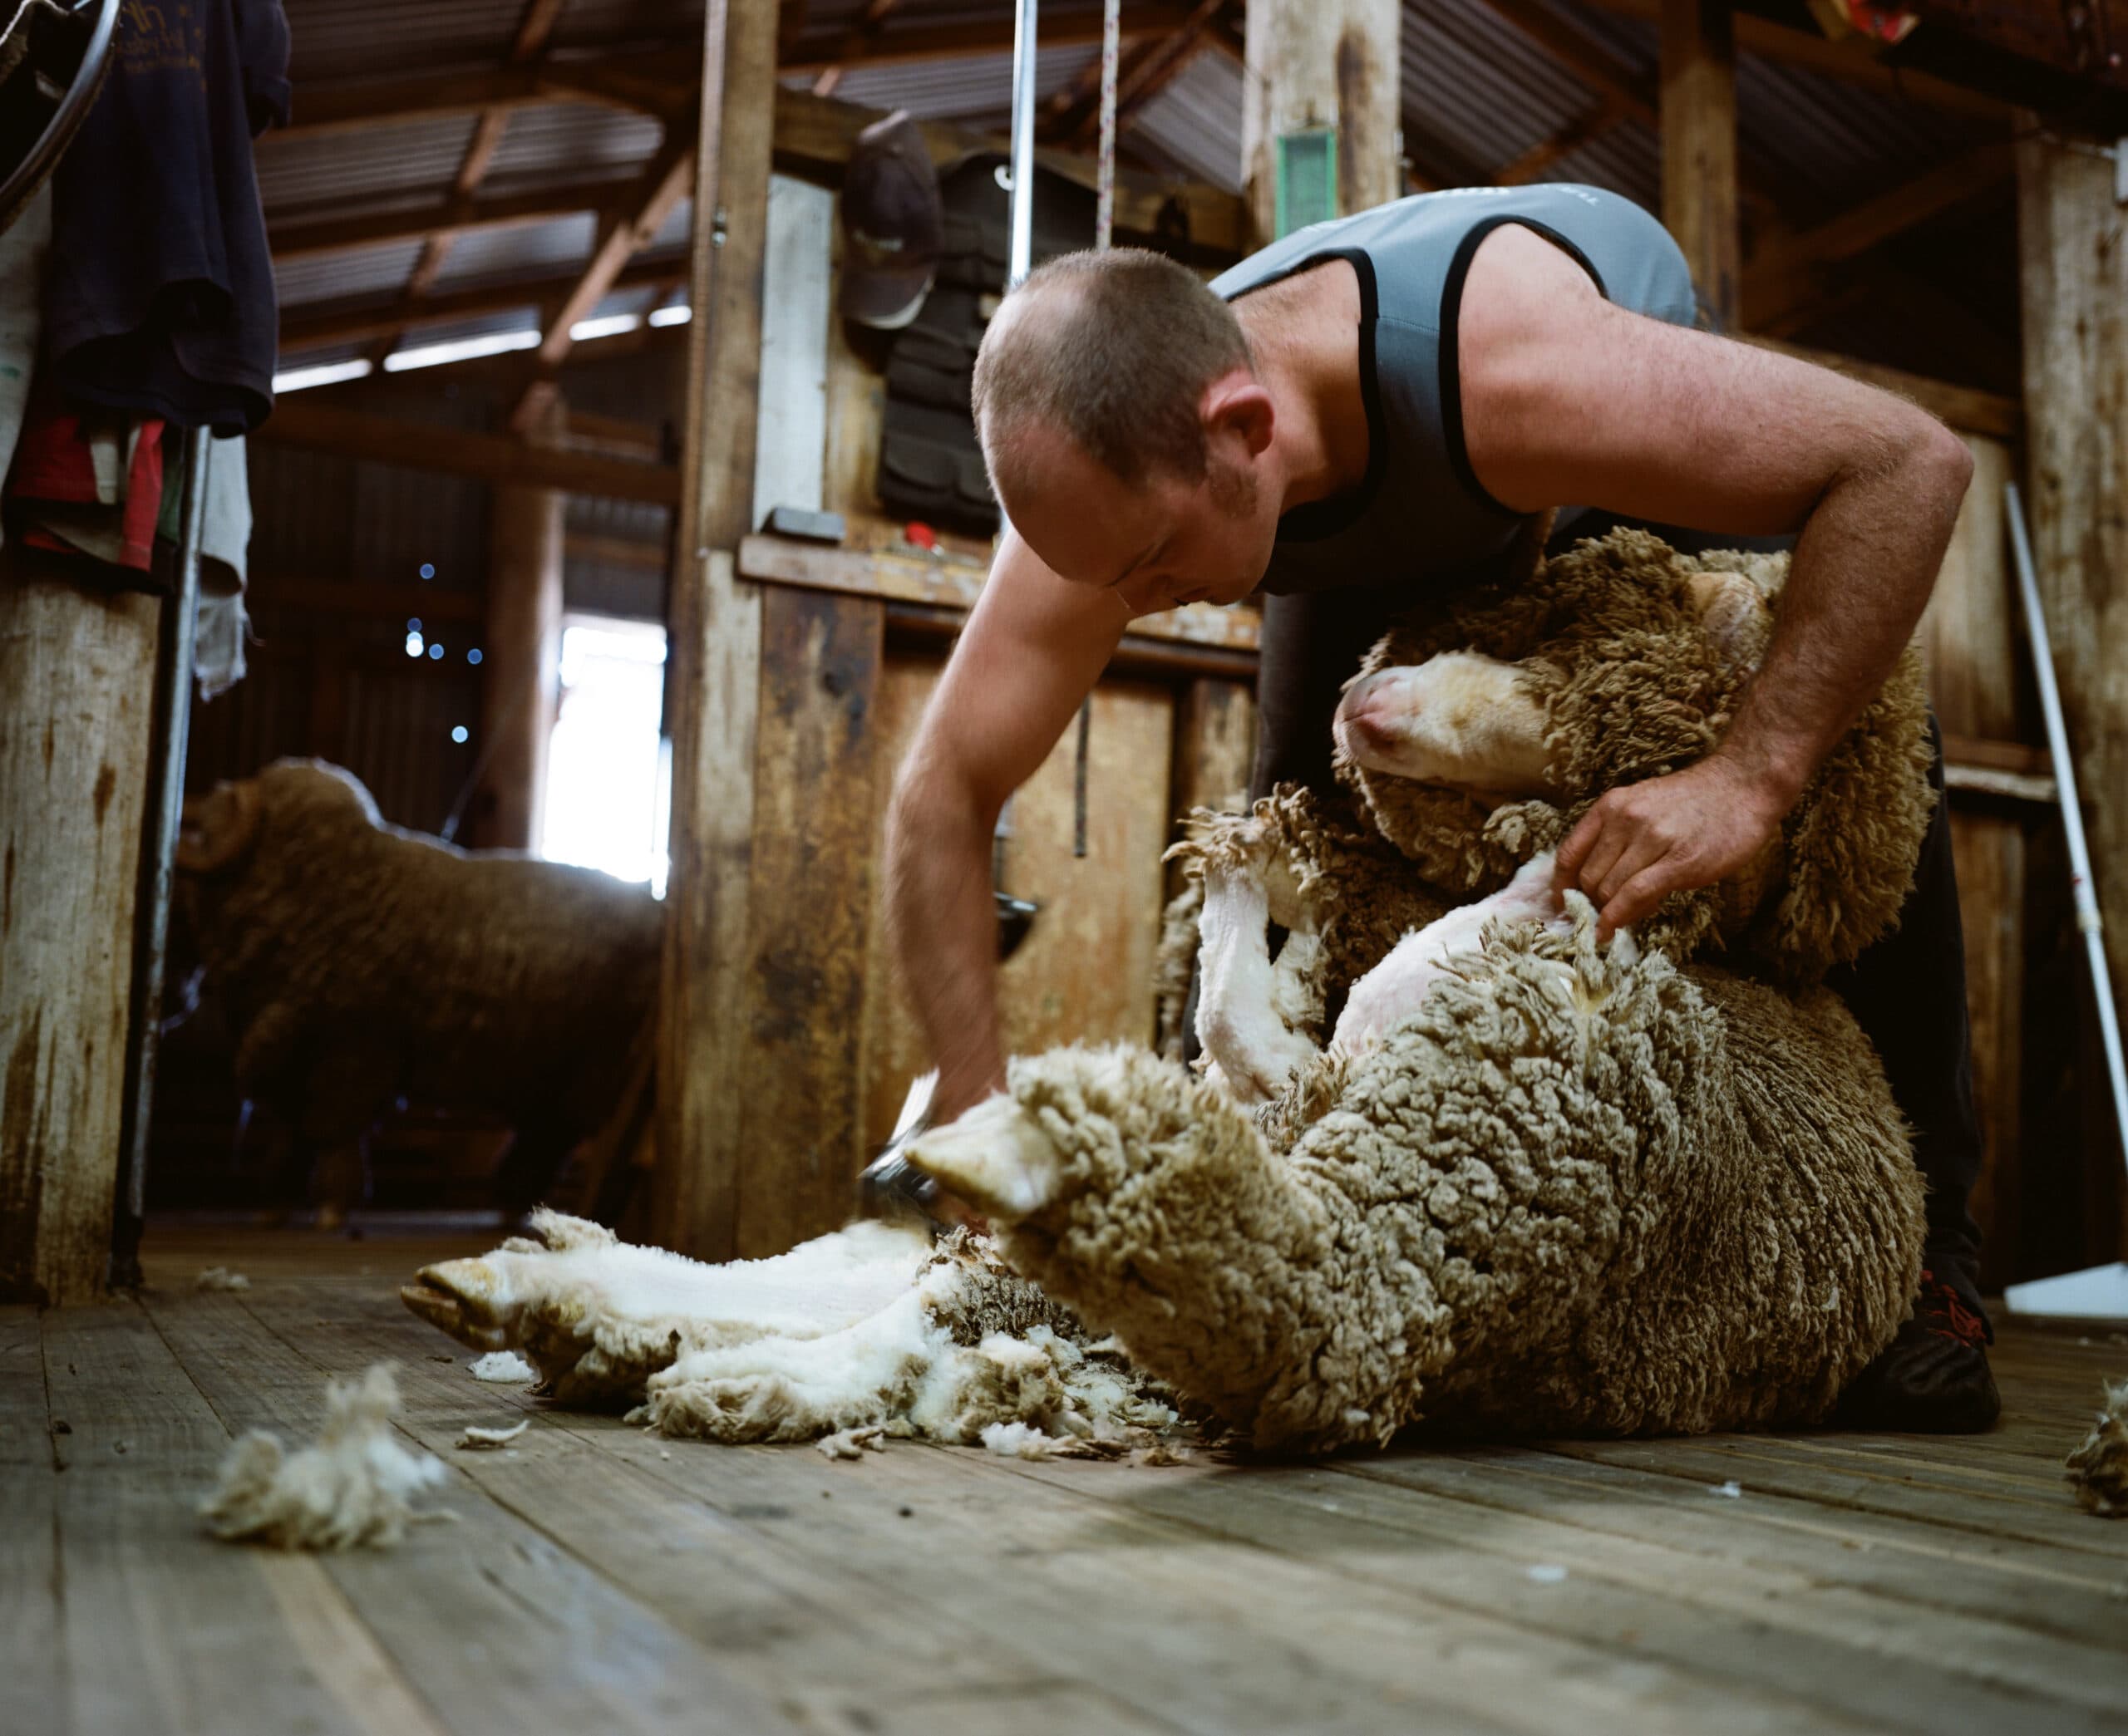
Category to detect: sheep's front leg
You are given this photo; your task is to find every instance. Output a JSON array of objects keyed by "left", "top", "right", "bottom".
[
  {"left": 1334, "top": 652, "right": 1559, "bottom": 800},
  {"left": 1195, "top": 858, "right": 1322, "bottom": 1105},
  {"left": 905, "top": 1046, "right": 1342, "bottom": 1443}
]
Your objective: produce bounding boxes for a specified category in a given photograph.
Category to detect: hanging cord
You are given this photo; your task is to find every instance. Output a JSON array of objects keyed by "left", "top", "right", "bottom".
[{"left": 1071, "top": 0, "right": 1121, "bottom": 861}]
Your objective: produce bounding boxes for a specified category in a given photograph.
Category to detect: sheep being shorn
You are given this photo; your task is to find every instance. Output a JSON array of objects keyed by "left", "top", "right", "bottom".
[
  {"left": 175, "top": 760, "right": 663, "bottom": 1217},
  {"left": 906, "top": 890, "right": 1926, "bottom": 1454},
  {"left": 402, "top": 1210, "right": 1178, "bottom": 1452},
  {"left": 1177, "top": 529, "right": 1937, "bottom": 1109}
]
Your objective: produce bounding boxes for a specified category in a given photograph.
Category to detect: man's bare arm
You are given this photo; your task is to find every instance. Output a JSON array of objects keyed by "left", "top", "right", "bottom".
[
  {"left": 1459, "top": 224, "right": 1973, "bottom": 932},
  {"left": 884, "top": 527, "right": 1129, "bottom": 1124}
]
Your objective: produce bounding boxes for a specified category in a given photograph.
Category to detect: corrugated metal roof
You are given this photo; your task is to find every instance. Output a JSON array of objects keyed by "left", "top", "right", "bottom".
[
  {"left": 1131, "top": 48, "right": 1245, "bottom": 191},
  {"left": 263, "top": 0, "right": 2012, "bottom": 386}
]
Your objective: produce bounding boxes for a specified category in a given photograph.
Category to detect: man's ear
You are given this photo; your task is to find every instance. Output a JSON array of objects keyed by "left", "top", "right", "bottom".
[{"left": 1201, "top": 370, "right": 1274, "bottom": 459}]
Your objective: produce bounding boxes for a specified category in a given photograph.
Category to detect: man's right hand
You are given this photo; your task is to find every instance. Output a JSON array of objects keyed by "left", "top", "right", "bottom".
[{"left": 878, "top": 527, "right": 1129, "bottom": 1206}]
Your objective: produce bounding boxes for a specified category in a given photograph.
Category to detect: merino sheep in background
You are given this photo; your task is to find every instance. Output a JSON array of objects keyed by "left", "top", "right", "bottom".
[{"left": 175, "top": 759, "right": 661, "bottom": 1220}]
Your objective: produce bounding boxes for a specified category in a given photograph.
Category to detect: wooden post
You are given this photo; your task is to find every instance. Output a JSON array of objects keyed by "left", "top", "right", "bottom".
[
  {"left": 472, "top": 392, "right": 566, "bottom": 851},
  {"left": 2017, "top": 128, "right": 2128, "bottom": 1233},
  {"left": 1660, "top": 0, "right": 1740, "bottom": 329},
  {"left": 655, "top": 0, "right": 780, "bottom": 1261},
  {"left": 1240, "top": 0, "right": 1401, "bottom": 247},
  {"left": 0, "top": 553, "right": 161, "bottom": 1304}
]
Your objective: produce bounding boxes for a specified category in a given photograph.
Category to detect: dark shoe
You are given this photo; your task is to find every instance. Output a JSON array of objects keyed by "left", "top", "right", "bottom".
[{"left": 1835, "top": 1263, "right": 2001, "bottom": 1434}]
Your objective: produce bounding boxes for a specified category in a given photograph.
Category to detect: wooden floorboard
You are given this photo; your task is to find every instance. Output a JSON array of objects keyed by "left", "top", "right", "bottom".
[{"left": 5, "top": 1229, "right": 2125, "bottom": 1736}]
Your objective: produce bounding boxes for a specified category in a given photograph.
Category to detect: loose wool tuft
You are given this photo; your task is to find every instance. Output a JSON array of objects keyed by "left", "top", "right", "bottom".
[
  {"left": 909, "top": 899, "right": 1926, "bottom": 1454},
  {"left": 202, "top": 1365, "right": 446, "bottom": 1550},
  {"left": 403, "top": 1212, "right": 1179, "bottom": 1450},
  {"left": 2066, "top": 1380, "right": 2128, "bottom": 1517}
]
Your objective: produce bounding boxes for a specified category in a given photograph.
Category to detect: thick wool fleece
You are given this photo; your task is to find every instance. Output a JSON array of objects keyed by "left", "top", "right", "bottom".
[
  {"left": 403, "top": 1211, "right": 1176, "bottom": 1448},
  {"left": 1342, "top": 529, "right": 1936, "bottom": 982},
  {"left": 915, "top": 907, "right": 1924, "bottom": 1453}
]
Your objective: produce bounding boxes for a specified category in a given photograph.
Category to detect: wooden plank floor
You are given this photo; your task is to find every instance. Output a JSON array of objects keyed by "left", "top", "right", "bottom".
[{"left": 6, "top": 1226, "right": 2126, "bottom": 1736}]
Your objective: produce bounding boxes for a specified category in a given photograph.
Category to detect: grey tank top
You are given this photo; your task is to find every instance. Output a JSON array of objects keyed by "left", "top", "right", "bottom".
[{"left": 1209, "top": 184, "right": 1699, "bottom": 597}]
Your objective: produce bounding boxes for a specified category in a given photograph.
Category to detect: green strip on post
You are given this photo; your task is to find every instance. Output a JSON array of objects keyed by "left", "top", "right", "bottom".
[{"left": 1273, "top": 130, "right": 1338, "bottom": 239}]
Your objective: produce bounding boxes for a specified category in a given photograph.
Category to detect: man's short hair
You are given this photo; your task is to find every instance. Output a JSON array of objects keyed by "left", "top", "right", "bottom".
[{"left": 972, "top": 248, "right": 1253, "bottom": 490}]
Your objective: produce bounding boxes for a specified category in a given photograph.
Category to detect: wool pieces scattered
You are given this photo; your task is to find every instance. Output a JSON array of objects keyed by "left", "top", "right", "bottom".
[
  {"left": 470, "top": 1350, "right": 537, "bottom": 1383},
  {"left": 2066, "top": 1380, "right": 2128, "bottom": 1517},
  {"left": 195, "top": 1266, "right": 251, "bottom": 1291},
  {"left": 202, "top": 1365, "right": 446, "bottom": 1550},
  {"left": 456, "top": 1420, "right": 529, "bottom": 1451}
]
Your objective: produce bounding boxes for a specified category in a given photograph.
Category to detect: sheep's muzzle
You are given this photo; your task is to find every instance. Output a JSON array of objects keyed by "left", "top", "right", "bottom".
[{"left": 400, "top": 1258, "right": 515, "bottom": 1351}]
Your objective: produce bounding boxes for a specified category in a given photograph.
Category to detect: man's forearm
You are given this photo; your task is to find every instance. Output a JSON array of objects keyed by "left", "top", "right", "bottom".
[
  {"left": 884, "top": 758, "right": 1009, "bottom": 1126},
  {"left": 1717, "top": 421, "right": 1972, "bottom": 804}
]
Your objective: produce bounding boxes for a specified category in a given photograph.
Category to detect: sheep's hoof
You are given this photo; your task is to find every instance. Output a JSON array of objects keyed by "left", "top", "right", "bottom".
[
  {"left": 903, "top": 1096, "right": 1064, "bottom": 1223},
  {"left": 401, "top": 1258, "right": 513, "bottom": 1350}
]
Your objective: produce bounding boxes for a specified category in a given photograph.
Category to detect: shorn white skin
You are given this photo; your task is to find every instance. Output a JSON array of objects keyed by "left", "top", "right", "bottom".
[{"left": 1332, "top": 853, "right": 1600, "bottom": 1050}]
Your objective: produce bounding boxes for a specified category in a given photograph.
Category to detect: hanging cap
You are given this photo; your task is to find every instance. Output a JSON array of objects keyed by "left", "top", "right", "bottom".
[{"left": 839, "top": 110, "right": 943, "bottom": 330}]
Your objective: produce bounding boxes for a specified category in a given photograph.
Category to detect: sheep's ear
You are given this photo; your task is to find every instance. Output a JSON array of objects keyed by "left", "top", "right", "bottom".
[{"left": 176, "top": 781, "right": 263, "bottom": 875}]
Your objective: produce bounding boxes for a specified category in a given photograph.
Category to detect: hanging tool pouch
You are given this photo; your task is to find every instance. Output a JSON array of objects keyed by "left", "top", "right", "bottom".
[{"left": 873, "top": 153, "right": 1094, "bottom": 536}]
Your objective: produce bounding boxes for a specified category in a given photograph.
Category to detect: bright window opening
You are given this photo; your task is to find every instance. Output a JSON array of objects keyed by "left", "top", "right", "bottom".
[{"left": 539, "top": 616, "right": 671, "bottom": 898}]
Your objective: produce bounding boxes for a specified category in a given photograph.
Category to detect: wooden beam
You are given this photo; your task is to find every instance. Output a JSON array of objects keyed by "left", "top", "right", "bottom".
[
  {"left": 1740, "top": 335, "right": 2022, "bottom": 438},
  {"left": 1241, "top": 0, "right": 1402, "bottom": 247},
  {"left": 270, "top": 49, "right": 697, "bottom": 140},
  {"left": 736, "top": 534, "right": 1261, "bottom": 652},
  {"left": 1662, "top": 0, "right": 1741, "bottom": 327},
  {"left": 470, "top": 392, "right": 567, "bottom": 850},
  {"left": 771, "top": 86, "right": 1248, "bottom": 258},
  {"left": 658, "top": 0, "right": 781, "bottom": 1261},
  {"left": 1742, "top": 143, "right": 2017, "bottom": 332},
  {"left": 806, "top": 0, "right": 904, "bottom": 96},
  {"left": 1578, "top": 0, "right": 2012, "bottom": 120},
  {"left": 1494, "top": 96, "right": 1627, "bottom": 185},
  {"left": 1047, "top": 0, "right": 1230, "bottom": 147},
  {"left": 394, "top": 0, "right": 574, "bottom": 325},
  {"left": 278, "top": 258, "right": 684, "bottom": 353},
  {"left": 533, "top": 120, "right": 700, "bottom": 371},
  {"left": 269, "top": 182, "right": 622, "bottom": 263},
  {"left": 256, "top": 400, "right": 682, "bottom": 504},
  {"left": 780, "top": 5, "right": 1195, "bottom": 73},
  {"left": 2017, "top": 128, "right": 2128, "bottom": 1159},
  {"left": 0, "top": 553, "right": 161, "bottom": 1304}
]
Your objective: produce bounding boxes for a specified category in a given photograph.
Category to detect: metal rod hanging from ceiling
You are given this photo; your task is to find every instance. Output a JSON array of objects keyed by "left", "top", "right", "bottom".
[{"left": 1007, "top": 0, "right": 1039, "bottom": 285}]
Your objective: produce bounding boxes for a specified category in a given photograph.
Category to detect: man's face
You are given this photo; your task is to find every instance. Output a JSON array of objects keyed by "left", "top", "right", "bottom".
[{"left": 995, "top": 418, "right": 1279, "bottom": 614}]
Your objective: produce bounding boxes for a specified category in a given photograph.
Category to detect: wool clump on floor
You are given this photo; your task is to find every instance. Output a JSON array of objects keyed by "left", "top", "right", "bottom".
[
  {"left": 2066, "top": 1379, "right": 2128, "bottom": 1516},
  {"left": 202, "top": 1364, "right": 446, "bottom": 1550},
  {"left": 470, "top": 1350, "right": 537, "bottom": 1383}
]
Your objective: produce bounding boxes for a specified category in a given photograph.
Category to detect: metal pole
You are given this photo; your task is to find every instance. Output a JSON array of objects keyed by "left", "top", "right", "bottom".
[
  {"left": 111, "top": 426, "right": 209, "bottom": 1281},
  {"left": 1007, "top": 0, "right": 1038, "bottom": 286},
  {"left": 1095, "top": 0, "right": 1119, "bottom": 252},
  {"left": 2005, "top": 481, "right": 2128, "bottom": 1182}
]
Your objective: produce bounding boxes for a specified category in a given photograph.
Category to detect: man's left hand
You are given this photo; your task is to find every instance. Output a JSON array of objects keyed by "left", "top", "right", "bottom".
[{"left": 1553, "top": 755, "right": 1789, "bottom": 941}]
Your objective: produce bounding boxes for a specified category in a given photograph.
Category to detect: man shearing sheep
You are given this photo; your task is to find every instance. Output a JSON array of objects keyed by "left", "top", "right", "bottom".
[{"left": 881, "top": 185, "right": 1996, "bottom": 1432}]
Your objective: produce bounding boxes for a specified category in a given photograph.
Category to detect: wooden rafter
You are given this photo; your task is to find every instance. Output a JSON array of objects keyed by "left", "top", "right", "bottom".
[
  {"left": 779, "top": 6, "right": 1194, "bottom": 73},
  {"left": 268, "top": 182, "right": 630, "bottom": 263},
  {"left": 1043, "top": 0, "right": 1231, "bottom": 147},
  {"left": 258, "top": 400, "right": 681, "bottom": 503},
  {"left": 809, "top": 0, "right": 905, "bottom": 97},
  {"left": 381, "top": 0, "right": 573, "bottom": 361},
  {"left": 279, "top": 258, "right": 685, "bottom": 353},
  {"left": 1741, "top": 142, "right": 2017, "bottom": 331},
  {"left": 529, "top": 116, "right": 700, "bottom": 374},
  {"left": 272, "top": 50, "right": 695, "bottom": 141},
  {"left": 1493, "top": 96, "right": 1627, "bottom": 184}
]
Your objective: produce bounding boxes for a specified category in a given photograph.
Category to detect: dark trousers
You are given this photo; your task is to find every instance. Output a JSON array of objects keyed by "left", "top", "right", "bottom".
[{"left": 1244, "top": 512, "right": 1987, "bottom": 1283}]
